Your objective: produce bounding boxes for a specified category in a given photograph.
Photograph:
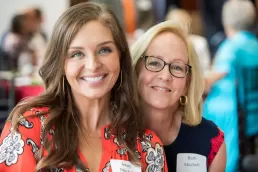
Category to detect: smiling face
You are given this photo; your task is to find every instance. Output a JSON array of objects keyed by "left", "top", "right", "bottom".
[
  {"left": 137, "top": 31, "right": 188, "bottom": 110},
  {"left": 64, "top": 20, "right": 120, "bottom": 100}
]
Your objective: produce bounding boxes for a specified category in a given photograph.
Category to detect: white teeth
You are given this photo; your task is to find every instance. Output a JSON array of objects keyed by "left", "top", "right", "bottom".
[
  {"left": 153, "top": 86, "right": 170, "bottom": 92},
  {"left": 83, "top": 75, "right": 104, "bottom": 83}
]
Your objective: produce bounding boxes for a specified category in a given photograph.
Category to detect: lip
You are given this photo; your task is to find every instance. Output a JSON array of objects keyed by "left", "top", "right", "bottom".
[{"left": 151, "top": 85, "right": 171, "bottom": 92}]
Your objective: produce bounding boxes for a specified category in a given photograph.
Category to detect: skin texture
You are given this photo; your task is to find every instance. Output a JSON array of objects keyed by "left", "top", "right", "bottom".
[
  {"left": 138, "top": 31, "right": 226, "bottom": 172},
  {"left": 138, "top": 32, "right": 188, "bottom": 112},
  {"left": 209, "top": 142, "right": 226, "bottom": 172},
  {"left": 65, "top": 20, "right": 120, "bottom": 100},
  {"left": 64, "top": 20, "right": 120, "bottom": 172}
]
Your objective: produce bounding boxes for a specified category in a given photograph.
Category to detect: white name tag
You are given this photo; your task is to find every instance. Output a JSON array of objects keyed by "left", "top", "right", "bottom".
[
  {"left": 110, "top": 159, "right": 141, "bottom": 172},
  {"left": 177, "top": 153, "right": 207, "bottom": 172}
]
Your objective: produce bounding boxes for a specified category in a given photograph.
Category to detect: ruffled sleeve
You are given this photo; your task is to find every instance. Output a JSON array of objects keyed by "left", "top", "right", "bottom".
[
  {"left": 0, "top": 107, "right": 48, "bottom": 172},
  {"left": 207, "top": 128, "right": 224, "bottom": 166}
]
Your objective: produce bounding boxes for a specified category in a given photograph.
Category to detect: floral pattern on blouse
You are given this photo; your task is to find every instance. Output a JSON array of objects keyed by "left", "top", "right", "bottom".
[
  {"left": 0, "top": 131, "right": 25, "bottom": 166},
  {"left": 0, "top": 107, "right": 168, "bottom": 172},
  {"left": 146, "top": 143, "right": 164, "bottom": 172}
]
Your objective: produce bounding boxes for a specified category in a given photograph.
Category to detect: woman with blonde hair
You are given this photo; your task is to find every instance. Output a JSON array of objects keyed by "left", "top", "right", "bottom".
[
  {"left": 0, "top": 2, "right": 167, "bottom": 172},
  {"left": 131, "top": 20, "right": 226, "bottom": 171}
]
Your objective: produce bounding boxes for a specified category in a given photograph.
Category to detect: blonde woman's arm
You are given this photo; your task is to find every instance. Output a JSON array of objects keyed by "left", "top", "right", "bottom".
[{"left": 208, "top": 142, "right": 226, "bottom": 172}]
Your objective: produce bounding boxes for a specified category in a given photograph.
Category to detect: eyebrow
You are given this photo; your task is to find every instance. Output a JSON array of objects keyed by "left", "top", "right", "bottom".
[
  {"left": 149, "top": 55, "right": 188, "bottom": 64},
  {"left": 97, "top": 40, "right": 115, "bottom": 47},
  {"left": 68, "top": 40, "right": 115, "bottom": 50}
]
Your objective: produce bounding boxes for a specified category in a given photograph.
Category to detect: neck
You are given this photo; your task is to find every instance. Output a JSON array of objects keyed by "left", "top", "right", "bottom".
[
  {"left": 72, "top": 90, "right": 111, "bottom": 133},
  {"left": 225, "top": 27, "right": 238, "bottom": 38},
  {"left": 143, "top": 102, "right": 183, "bottom": 144}
]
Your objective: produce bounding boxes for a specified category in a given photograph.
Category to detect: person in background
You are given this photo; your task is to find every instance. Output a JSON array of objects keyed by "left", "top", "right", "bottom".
[
  {"left": 203, "top": 1, "right": 258, "bottom": 171},
  {"left": 1, "top": 14, "right": 36, "bottom": 72},
  {"left": 166, "top": 8, "right": 211, "bottom": 75},
  {"left": 131, "top": 20, "right": 226, "bottom": 172},
  {"left": 25, "top": 7, "right": 48, "bottom": 75},
  {"left": 33, "top": 8, "right": 47, "bottom": 41},
  {"left": 199, "top": 0, "right": 227, "bottom": 58},
  {"left": 0, "top": 2, "right": 167, "bottom": 172}
]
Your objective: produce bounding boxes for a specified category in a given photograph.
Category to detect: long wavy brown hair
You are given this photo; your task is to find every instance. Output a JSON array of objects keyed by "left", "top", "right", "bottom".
[{"left": 7, "top": 2, "right": 143, "bottom": 171}]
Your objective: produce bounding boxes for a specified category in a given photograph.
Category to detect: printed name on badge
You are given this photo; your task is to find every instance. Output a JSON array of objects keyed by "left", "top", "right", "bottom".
[
  {"left": 177, "top": 153, "right": 207, "bottom": 172},
  {"left": 110, "top": 159, "right": 141, "bottom": 172}
]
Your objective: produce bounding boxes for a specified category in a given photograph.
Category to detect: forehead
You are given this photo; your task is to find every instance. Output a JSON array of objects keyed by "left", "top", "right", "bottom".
[
  {"left": 146, "top": 31, "right": 188, "bottom": 62},
  {"left": 70, "top": 20, "right": 114, "bottom": 47}
]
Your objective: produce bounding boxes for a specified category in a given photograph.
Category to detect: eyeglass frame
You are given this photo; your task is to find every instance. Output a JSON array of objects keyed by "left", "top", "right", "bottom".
[{"left": 141, "top": 55, "right": 192, "bottom": 78}]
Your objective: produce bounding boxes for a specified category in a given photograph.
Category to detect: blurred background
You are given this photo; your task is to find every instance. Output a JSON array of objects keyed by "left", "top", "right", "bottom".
[
  {"left": 0, "top": 0, "right": 69, "bottom": 40},
  {"left": 0, "top": 0, "right": 258, "bottom": 171}
]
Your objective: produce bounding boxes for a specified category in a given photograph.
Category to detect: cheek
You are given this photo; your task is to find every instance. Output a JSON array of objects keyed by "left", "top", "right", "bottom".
[
  {"left": 110, "top": 59, "right": 120, "bottom": 73},
  {"left": 64, "top": 60, "right": 82, "bottom": 78},
  {"left": 173, "top": 78, "right": 187, "bottom": 94},
  {"left": 137, "top": 69, "right": 153, "bottom": 94},
  {"left": 106, "top": 54, "right": 120, "bottom": 78}
]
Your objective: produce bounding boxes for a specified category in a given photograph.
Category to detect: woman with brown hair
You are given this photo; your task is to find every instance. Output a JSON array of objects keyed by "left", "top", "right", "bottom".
[{"left": 0, "top": 2, "right": 166, "bottom": 172}]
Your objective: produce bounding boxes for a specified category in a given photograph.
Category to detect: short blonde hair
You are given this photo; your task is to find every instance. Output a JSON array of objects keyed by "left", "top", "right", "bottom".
[
  {"left": 222, "top": 0, "right": 257, "bottom": 31},
  {"left": 131, "top": 21, "right": 204, "bottom": 126}
]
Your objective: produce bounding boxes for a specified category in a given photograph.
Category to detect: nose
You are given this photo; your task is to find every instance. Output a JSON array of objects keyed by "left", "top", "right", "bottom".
[
  {"left": 158, "top": 65, "right": 172, "bottom": 81},
  {"left": 84, "top": 54, "right": 102, "bottom": 71}
]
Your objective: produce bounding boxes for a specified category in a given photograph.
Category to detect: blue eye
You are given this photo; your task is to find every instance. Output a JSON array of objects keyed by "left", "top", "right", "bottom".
[
  {"left": 99, "top": 47, "right": 112, "bottom": 55},
  {"left": 71, "top": 52, "right": 84, "bottom": 58}
]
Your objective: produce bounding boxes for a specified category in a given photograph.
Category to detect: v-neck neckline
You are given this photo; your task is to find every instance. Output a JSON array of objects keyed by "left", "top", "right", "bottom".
[{"left": 78, "top": 123, "right": 111, "bottom": 171}]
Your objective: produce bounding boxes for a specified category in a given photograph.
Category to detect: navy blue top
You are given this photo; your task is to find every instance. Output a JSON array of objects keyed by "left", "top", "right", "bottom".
[{"left": 164, "top": 117, "right": 224, "bottom": 171}]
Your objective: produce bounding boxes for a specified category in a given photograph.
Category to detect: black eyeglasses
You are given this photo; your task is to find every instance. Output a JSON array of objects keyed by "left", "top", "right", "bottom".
[{"left": 141, "top": 55, "right": 192, "bottom": 78}]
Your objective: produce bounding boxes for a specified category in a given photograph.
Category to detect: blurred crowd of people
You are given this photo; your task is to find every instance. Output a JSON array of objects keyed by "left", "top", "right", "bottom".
[
  {"left": 1, "top": 0, "right": 257, "bottom": 78},
  {"left": 0, "top": 7, "right": 47, "bottom": 76}
]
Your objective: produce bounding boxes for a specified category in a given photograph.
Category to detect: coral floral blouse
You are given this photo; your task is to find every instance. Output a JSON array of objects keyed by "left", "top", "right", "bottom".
[{"left": 0, "top": 107, "right": 167, "bottom": 172}]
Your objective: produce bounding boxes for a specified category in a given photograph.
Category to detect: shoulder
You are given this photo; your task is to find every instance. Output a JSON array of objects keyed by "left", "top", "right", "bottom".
[
  {"left": 23, "top": 107, "right": 49, "bottom": 118},
  {"left": 5, "top": 33, "right": 20, "bottom": 42},
  {"left": 21, "top": 107, "right": 50, "bottom": 128},
  {"left": 136, "top": 129, "right": 167, "bottom": 172},
  {"left": 199, "top": 118, "right": 224, "bottom": 166},
  {"left": 141, "top": 129, "right": 165, "bottom": 151},
  {"left": 218, "top": 38, "right": 236, "bottom": 52},
  {"left": 3, "top": 33, "right": 20, "bottom": 49},
  {"left": 185, "top": 117, "right": 221, "bottom": 132},
  {"left": 198, "top": 117, "right": 219, "bottom": 129},
  {"left": 181, "top": 117, "right": 224, "bottom": 144},
  {"left": 0, "top": 107, "right": 49, "bottom": 169},
  {"left": 196, "top": 117, "right": 224, "bottom": 138},
  {"left": 183, "top": 118, "right": 224, "bottom": 166},
  {"left": 216, "top": 38, "right": 238, "bottom": 58},
  {"left": 1, "top": 107, "right": 50, "bottom": 145},
  {"left": 137, "top": 129, "right": 164, "bottom": 153}
]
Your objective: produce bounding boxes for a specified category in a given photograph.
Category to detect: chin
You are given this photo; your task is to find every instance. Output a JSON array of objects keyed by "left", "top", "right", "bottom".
[
  {"left": 81, "top": 90, "right": 107, "bottom": 99},
  {"left": 147, "top": 100, "right": 171, "bottom": 110}
]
